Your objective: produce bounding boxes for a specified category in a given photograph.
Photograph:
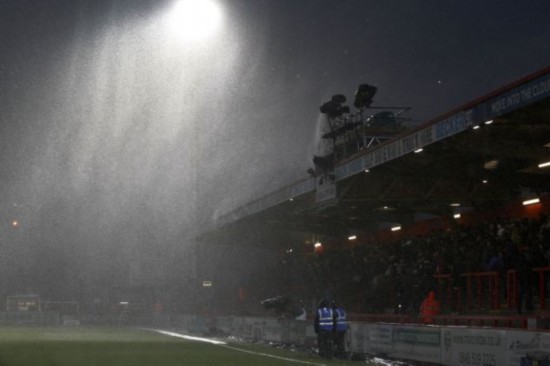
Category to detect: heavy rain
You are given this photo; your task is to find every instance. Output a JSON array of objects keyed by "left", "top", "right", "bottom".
[{"left": 1, "top": 0, "right": 550, "bottom": 365}]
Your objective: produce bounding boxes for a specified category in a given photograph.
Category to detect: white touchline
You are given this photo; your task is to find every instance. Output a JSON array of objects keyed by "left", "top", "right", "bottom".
[
  {"left": 222, "top": 344, "right": 327, "bottom": 366},
  {"left": 153, "top": 329, "right": 227, "bottom": 345},
  {"left": 150, "top": 329, "right": 327, "bottom": 366}
]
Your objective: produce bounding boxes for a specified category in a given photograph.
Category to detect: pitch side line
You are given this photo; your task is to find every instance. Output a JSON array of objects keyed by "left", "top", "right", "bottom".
[{"left": 151, "top": 329, "right": 326, "bottom": 366}]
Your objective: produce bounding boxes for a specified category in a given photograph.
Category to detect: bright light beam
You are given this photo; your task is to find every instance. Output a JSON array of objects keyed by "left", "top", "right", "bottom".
[{"left": 167, "top": 0, "right": 223, "bottom": 42}]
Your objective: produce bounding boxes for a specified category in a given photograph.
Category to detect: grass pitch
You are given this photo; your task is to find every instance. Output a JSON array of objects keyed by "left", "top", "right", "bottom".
[{"left": 0, "top": 326, "right": 361, "bottom": 366}]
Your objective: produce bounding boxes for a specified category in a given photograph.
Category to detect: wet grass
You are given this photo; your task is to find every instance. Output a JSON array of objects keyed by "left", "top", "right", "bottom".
[{"left": 0, "top": 327, "right": 364, "bottom": 366}]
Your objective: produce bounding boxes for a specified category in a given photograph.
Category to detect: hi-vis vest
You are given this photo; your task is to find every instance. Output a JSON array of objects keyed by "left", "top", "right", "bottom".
[
  {"left": 317, "top": 307, "right": 334, "bottom": 332},
  {"left": 334, "top": 308, "right": 348, "bottom": 332}
]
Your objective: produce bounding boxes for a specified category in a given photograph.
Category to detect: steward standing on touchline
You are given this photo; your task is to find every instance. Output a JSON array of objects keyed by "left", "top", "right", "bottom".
[{"left": 314, "top": 299, "right": 334, "bottom": 359}]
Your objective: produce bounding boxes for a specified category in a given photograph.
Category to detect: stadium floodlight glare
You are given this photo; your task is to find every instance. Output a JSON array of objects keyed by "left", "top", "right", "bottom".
[
  {"left": 538, "top": 161, "right": 550, "bottom": 168},
  {"left": 391, "top": 226, "right": 401, "bottom": 232},
  {"left": 414, "top": 148, "right": 423, "bottom": 153},
  {"left": 453, "top": 213, "right": 461, "bottom": 219},
  {"left": 523, "top": 198, "right": 541, "bottom": 206},
  {"left": 485, "top": 120, "right": 494, "bottom": 125},
  {"left": 348, "top": 235, "right": 357, "bottom": 241},
  {"left": 167, "top": 0, "right": 223, "bottom": 42}
]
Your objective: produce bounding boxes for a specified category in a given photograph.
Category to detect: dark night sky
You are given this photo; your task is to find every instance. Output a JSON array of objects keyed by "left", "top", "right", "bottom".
[{"left": 0, "top": 0, "right": 549, "bottom": 298}]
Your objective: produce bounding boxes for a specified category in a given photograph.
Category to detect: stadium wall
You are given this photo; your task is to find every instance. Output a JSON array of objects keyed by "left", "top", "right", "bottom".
[
  {"left": 161, "top": 315, "right": 550, "bottom": 365},
  {"left": 0, "top": 311, "right": 60, "bottom": 326}
]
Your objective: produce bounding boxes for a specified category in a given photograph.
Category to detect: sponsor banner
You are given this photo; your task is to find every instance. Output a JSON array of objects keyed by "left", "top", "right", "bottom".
[
  {"left": 315, "top": 176, "right": 337, "bottom": 204},
  {"left": 506, "top": 331, "right": 550, "bottom": 366},
  {"left": 261, "top": 318, "right": 283, "bottom": 342},
  {"left": 216, "top": 316, "right": 234, "bottom": 334},
  {"left": 370, "top": 324, "right": 441, "bottom": 363},
  {"left": 242, "top": 317, "right": 274, "bottom": 340},
  {"left": 231, "top": 316, "right": 245, "bottom": 337},
  {"left": 441, "top": 328, "right": 506, "bottom": 366},
  {"left": 287, "top": 320, "right": 307, "bottom": 345},
  {"left": 349, "top": 322, "right": 370, "bottom": 355},
  {"left": 391, "top": 326, "right": 441, "bottom": 364},
  {"left": 370, "top": 324, "right": 393, "bottom": 355},
  {"left": 486, "top": 72, "right": 550, "bottom": 119}
]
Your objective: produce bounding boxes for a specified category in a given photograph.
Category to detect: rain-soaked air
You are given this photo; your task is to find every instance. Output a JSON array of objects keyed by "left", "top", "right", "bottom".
[{"left": 0, "top": 1, "right": 550, "bottom": 365}]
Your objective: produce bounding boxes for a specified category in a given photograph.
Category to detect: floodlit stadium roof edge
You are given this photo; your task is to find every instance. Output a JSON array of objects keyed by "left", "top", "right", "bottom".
[{"left": 216, "top": 66, "right": 550, "bottom": 228}]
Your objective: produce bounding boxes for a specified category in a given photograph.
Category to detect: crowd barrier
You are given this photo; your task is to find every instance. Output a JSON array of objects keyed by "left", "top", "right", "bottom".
[
  {"left": 434, "top": 268, "right": 550, "bottom": 314},
  {"left": 157, "top": 314, "right": 550, "bottom": 366}
]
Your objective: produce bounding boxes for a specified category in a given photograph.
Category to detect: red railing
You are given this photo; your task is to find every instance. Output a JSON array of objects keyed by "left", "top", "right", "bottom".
[
  {"left": 507, "top": 269, "right": 519, "bottom": 311},
  {"left": 432, "top": 314, "right": 528, "bottom": 328},
  {"left": 460, "top": 271, "right": 500, "bottom": 311},
  {"left": 533, "top": 266, "right": 550, "bottom": 311},
  {"left": 347, "top": 313, "right": 530, "bottom": 329}
]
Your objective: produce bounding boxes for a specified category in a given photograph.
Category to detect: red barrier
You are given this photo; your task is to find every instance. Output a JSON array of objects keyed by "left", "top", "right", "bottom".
[
  {"left": 348, "top": 313, "right": 412, "bottom": 324},
  {"left": 507, "top": 269, "right": 518, "bottom": 310},
  {"left": 460, "top": 271, "right": 500, "bottom": 311},
  {"left": 432, "top": 314, "right": 529, "bottom": 329},
  {"left": 433, "top": 274, "right": 461, "bottom": 312},
  {"left": 533, "top": 267, "right": 550, "bottom": 310},
  {"left": 347, "top": 313, "right": 530, "bottom": 329}
]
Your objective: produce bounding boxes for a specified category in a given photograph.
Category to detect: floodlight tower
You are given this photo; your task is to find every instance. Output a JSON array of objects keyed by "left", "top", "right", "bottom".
[{"left": 314, "top": 94, "right": 351, "bottom": 175}]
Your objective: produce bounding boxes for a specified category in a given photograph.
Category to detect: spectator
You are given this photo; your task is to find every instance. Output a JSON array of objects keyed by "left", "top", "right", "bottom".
[{"left": 420, "top": 291, "right": 440, "bottom": 324}]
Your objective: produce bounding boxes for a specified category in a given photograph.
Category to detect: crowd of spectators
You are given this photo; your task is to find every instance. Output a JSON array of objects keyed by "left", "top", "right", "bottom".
[{"left": 274, "top": 214, "right": 550, "bottom": 316}]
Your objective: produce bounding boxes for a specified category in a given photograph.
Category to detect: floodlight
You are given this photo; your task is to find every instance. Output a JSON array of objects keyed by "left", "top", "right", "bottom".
[
  {"left": 320, "top": 99, "right": 350, "bottom": 119},
  {"left": 354, "top": 84, "right": 378, "bottom": 109},
  {"left": 331, "top": 94, "right": 347, "bottom": 104},
  {"left": 320, "top": 101, "right": 342, "bottom": 118}
]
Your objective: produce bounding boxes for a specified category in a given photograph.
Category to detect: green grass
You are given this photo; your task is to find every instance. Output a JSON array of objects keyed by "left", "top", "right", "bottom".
[{"left": 0, "top": 327, "right": 363, "bottom": 366}]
